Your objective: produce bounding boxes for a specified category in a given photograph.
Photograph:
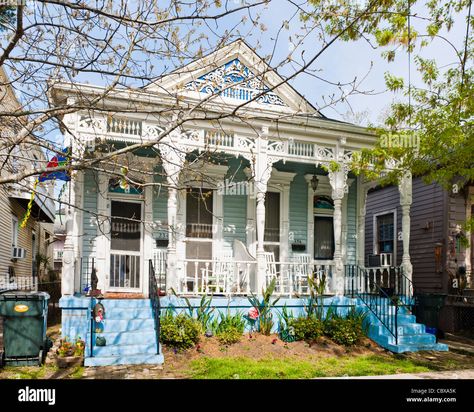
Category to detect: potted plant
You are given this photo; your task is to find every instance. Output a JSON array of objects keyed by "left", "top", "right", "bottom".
[{"left": 56, "top": 337, "right": 85, "bottom": 368}]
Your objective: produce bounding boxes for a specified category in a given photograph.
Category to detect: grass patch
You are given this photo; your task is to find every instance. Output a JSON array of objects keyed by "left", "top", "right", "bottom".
[
  {"left": 70, "top": 366, "right": 84, "bottom": 379},
  {"left": 187, "top": 355, "right": 433, "bottom": 379},
  {"left": 2, "top": 366, "right": 48, "bottom": 379}
]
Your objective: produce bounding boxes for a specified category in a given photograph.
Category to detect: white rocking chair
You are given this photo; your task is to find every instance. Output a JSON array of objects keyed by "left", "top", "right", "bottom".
[
  {"left": 291, "top": 253, "right": 313, "bottom": 295},
  {"left": 263, "top": 252, "right": 291, "bottom": 295},
  {"left": 203, "top": 250, "right": 234, "bottom": 295}
]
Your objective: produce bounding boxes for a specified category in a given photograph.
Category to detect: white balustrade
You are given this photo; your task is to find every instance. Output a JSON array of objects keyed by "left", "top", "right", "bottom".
[
  {"left": 107, "top": 117, "right": 142, "bottom": 136},
  {"left": 178, "top": 258, "right": 255, "bottom": 296},
  {"left": 264, "top": 260, "right": 335, "bottom": 297},
  {"left": 0, "top": 274, "right": 38, "bottom": 292}
]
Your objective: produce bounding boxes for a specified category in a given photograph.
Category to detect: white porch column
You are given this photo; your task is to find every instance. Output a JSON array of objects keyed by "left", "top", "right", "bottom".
[
  {"left": 73, "top": 171, "right": 84, "bottom": 294},
  {"left": 61, "top": 208, "right": 75, "bottom": 295},
  {"left": 143, "top": 180, "right": 154, "bottom": 297},
  {"left": 356, "top": 180, "right": 369, "bottom": 267},
  {"left": 95, "top": 172, "right": 109, "bottom": 292},
  {"left": 159, "top": 136, "right": 186, "bottom": 293},
  {"left": 328, "top": 168, "right": 348, "bottom": 295},
  {"left": 250, "top": 127, "right": 275, "bottom": 293},
  {"left": 61, "top": 108, "right": 79, "bottom": 295},
  {"left": 398, "top": 172, "right": 413, "bottom": 282}
]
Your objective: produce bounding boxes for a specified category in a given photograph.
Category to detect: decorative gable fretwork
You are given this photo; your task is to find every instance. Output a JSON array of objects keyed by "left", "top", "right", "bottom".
[{"left": 184, "top": 59, "right": 287, "bottom": 107}]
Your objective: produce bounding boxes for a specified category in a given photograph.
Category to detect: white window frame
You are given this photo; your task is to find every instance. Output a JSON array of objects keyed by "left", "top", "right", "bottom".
[
  {"left": 12, "top": 215, "right": 18, "bottom": 247},
  {"left": 372, "top": 208, "right": 397, "bottom": 262}
]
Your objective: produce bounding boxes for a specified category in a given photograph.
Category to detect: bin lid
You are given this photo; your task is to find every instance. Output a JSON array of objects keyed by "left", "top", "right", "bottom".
[{"left": 0, "top": 291, "right": 50, "bottom": 301}]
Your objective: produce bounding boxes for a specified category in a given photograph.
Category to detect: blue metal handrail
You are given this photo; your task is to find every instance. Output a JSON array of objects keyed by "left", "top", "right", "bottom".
[{"left": 345, "top": 264, "right": 414, "bottom": 345}]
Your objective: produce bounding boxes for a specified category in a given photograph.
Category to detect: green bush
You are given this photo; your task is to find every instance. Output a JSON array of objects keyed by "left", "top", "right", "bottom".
[
  {"left": 214, "top": 311, "right": 246, "bottom": 345},
  {"left": 216, "top": 326, "right": 243, "bottom": 345},
  {"left": 323, "top": 318, "right": 364, "bottom": 346},
  {"left": 160, "top": 313, "right": 202, "bottom": 350},
  {"left": 288, "top": 317, "right": 323, "bottom": 342}
]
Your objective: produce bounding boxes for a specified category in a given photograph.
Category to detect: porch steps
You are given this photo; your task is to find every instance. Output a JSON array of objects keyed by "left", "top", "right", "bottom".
[
  {"left": 356, "top": 298, "right": 449, "bottom": 353},
  {"left": 84, "top": 299, "right": 163, "bottom": 367}
]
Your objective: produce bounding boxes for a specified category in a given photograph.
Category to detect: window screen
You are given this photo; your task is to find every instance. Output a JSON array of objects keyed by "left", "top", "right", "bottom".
[
  {"left": 314, "top": 216, "right": 334, "bottom": 259},
  {"left": 376, "top": 213, "right": 394, "bottom": 254},
  {"left": 110, "top": 201, "right": 142, "bottom": 252},
  {"left": 186, "top": 188, "right": 213, "bottom": 238},
  {"left": 264, "top": 192, "right": 280, "bottom": 242}
]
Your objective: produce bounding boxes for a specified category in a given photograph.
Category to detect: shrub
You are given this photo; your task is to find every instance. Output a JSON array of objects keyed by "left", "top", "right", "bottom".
[
  {"left": 216, "top": 327, "right": 242, "bottom": 345},
  {"left": 171, "top": 290, "right": 215, "bottom": 332},
  {"left": 288, "top": 317, "right": 323, "bottom": 342},
  {"left": 214, "top": 310, "right": 246, "bottom": 345},
  {"left": 160, "top": 313, "right": 202, "bottom": 350},
  {"left": 323, "top": 318, "right": 364, "bottom": 346}
]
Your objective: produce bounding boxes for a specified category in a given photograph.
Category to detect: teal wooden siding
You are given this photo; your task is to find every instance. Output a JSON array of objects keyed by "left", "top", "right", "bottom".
[
  {"left": 275, "top": 162, "right": 310, "bottom": 253},
  {"left": 289, "top": 169, "right": 308, "bottom": 248},
  {"left": 82, "top": 170, "right": 98, "bottom": 259},
  {"left": 222, "top": 157, "right": 248, "bottom": 249},
  {"left": 345, "top": 179, "right": 357, "bottom": 264}
]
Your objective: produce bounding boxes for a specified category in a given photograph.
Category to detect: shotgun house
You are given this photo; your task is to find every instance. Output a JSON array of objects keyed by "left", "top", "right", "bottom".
[
  {"left": 365, "top": 178, "right": 474, "bottom": 334},
  {"left": 52, "top": 40, "right": 447, "bottom": 366}
]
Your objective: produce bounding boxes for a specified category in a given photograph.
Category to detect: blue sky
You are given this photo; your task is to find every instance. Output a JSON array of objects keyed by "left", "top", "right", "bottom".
[{"left": 3, "top": 0, "right": 469, "bottom": 129}]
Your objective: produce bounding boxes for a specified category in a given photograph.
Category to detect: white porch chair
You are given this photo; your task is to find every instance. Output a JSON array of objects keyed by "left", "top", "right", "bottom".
[
  {"left": 263, "top": 252, "right": 291, "bottom": 295},
  {"left": 203, "top": 250, "right": 234, "bottom": 295},
  {"left": 291, "top": 253, "right": 312, "bottom": 295}
]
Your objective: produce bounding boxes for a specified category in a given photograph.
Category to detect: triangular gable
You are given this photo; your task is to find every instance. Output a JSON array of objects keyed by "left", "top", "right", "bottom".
[
  {"left": 183, "top": 58, "right": 287, "bottom": 107},
  {"left": 145, "top": 39, "right": 320, "bottom": 115}
]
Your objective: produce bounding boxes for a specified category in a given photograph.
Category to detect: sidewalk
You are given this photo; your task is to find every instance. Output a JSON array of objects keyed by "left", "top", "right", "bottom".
[{"left": 321, "top": 369, "right": 474, "bottom": 379}]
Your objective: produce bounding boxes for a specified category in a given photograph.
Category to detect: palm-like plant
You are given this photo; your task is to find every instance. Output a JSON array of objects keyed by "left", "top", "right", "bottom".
[
  {"left": 304, "top": 272, "right": 327, "bottom": 320},
  {"left": 247, "top": 278, "right": 280, "bottom": 335}
]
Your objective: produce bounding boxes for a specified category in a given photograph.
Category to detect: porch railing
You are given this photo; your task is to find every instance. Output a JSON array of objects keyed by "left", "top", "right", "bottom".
[
  {"left": 152, "top": 249, "right": 167, "bottom": 294},
  {"left": 265, "top": 261, "right": 335, "bottom": 297},
  {"left": 148, "top": 260, "right": 162, "bottom": 355},
  {"left": 0, "top": 274, "right": 38, "bottom": 292},
  {"left": 179, "top": 259, "right": 255, "bottom": 295},
  {"left": 80, "top": 257, "right": 95, "bottom": 294},
  {"left": 177, "top": 258, "right": 335, "bottom": 297},
  {"left": 345, "top": 264, "right": 414, "bottom": 345}
]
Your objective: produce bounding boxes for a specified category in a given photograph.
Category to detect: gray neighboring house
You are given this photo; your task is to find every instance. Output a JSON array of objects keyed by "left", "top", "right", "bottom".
[{"left": 365, "top": 177, "right": 474, "bottom": 334}]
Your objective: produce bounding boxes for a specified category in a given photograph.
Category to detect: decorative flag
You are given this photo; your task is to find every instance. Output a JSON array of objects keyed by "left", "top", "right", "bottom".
[
  {"left": 39, "top": 148, "right": 71, "bottom": 182},
  {"left": 20, "top": 148, "right": 71, "bottom": 228}
]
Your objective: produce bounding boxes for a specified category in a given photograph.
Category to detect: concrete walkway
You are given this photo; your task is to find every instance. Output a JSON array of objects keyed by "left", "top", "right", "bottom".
[
  {"left": 321, "top": 369, "right": 474, "bottom": 379},
  {"left": 440, "top": 334, "right": 474, "bottom": 356}
]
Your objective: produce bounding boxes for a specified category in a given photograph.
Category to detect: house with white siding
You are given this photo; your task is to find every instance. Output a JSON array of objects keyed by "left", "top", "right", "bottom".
[
  {"left": 0, "top": 67, "right": 55, "bottom": 291},
  {"left": 51, "top": 40, "right": 449, "bottom": 366}
]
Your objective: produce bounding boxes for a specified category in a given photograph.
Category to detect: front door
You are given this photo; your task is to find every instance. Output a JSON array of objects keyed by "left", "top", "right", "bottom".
[
  {"left": 109, "top": 200, "right": 142, "bottom": 291},
  {"left": 264, "top": 191, "right": 280, "bottom": 261},
  {"left": 185, "top": 188, "right": 213, "bottom": 291}
]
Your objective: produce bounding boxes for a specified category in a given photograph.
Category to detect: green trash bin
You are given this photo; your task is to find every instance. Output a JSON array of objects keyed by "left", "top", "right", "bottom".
[{"left": 0, "top": 291, "right": 51, "bottom": 366}]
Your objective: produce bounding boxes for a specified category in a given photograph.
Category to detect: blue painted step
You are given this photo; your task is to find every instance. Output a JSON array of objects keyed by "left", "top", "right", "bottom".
[
  {"left": 100, "top": 318, "right": 155, "bottom": 331},
  {"left": 85, "top": 298, "right": 163, "bottom": 367},
  {"left": 105, "top": 308, "right": 153, "bottom": 319},
  {"left": 357, "top": 297, "right": 449, "bottom": 354},
  {"left": 93, "top": 330, "right": 156, "bottom": 345},
  {"left": 369, "top": 323, "right": 425, "bottom": 335},
  {"left": 92, "top": 342, "right": 157, "bottom": 357},
  {"left": 99, "top": 299, "right": 152, "bottom": 309},
  {"left": 85, "top": 352, "right": 164, "bottom": 367}
]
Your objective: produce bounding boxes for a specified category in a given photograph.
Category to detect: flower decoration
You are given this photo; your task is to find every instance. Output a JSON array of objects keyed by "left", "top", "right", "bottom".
[{"left": 248, "top": 307, "right": 259, "bottom": 320}]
